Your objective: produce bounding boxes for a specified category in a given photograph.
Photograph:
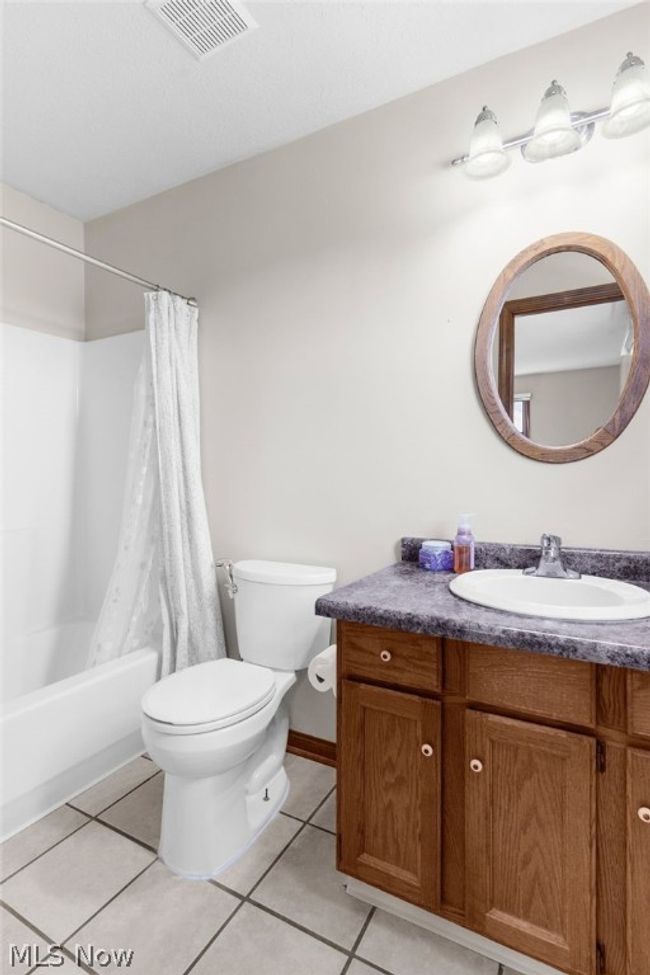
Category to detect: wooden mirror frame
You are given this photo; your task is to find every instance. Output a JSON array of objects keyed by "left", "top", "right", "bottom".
[{"left": 474, "top": 232, "right": 650, "bottom": 463}]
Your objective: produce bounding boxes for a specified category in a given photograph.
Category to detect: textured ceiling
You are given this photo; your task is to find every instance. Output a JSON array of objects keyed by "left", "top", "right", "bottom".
[{"left": 2, "top": 0, "right": 635, "bottom": 220}]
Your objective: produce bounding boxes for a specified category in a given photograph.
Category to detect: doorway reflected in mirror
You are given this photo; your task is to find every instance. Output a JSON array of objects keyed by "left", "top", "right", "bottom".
[{"left": 497, "top": 253, "right": 631, "bottom": 447}]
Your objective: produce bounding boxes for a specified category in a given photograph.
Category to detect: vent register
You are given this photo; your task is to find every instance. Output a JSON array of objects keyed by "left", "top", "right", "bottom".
[{"left": 146, "top": 0, "right": 258, "bottom": 60}]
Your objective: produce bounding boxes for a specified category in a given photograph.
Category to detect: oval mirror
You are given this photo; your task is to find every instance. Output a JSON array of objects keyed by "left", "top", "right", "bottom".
[{"left": 475, "top": 233, "right": 650, "bottom": 463}]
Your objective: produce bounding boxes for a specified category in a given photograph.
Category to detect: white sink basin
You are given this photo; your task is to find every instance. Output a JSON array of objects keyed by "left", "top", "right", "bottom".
[{"left": 449, "top": 569, "right": 650, "bottom": 622}]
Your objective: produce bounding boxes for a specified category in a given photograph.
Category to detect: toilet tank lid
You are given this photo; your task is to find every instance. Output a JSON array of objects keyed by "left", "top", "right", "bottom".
[{"left": 233, "top": 560, "right": 336, "bottom": 586}]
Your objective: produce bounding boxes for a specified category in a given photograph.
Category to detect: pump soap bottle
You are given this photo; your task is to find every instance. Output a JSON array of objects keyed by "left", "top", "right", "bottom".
[{"left": 453, "top": 514, "right": 475, "bottom": 574}]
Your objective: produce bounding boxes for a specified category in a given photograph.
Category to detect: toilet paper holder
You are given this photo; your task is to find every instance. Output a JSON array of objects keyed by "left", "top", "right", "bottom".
[{"left": 308, "top": 644, "right": 337, "bottom": 697}]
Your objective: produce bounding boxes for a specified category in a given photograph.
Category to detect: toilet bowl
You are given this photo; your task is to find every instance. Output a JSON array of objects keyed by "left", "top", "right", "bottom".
[{"left": 141, "top": 559, "right": 336, "bottom": 879}]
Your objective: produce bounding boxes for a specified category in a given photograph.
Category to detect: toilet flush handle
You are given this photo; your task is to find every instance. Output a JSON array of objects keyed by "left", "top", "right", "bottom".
[{"left": 215, "top": 559, "right": 238, "bottom": 598}]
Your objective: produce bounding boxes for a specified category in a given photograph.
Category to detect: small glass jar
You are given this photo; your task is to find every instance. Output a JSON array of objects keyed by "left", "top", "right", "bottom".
[{"left": 418, "top": 539, "right": 454, "bottom": 572}]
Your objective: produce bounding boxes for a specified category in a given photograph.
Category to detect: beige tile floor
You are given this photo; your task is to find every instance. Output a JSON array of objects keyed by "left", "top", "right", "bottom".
[{"left": 0, "top": 754, "right": 520, "bottom": 975}]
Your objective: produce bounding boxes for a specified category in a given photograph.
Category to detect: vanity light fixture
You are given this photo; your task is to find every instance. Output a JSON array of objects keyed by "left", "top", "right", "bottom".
[
  {"left": 522, "top": 80, "right": 581, "bottom": 162},
  {"left": 452, "top": 52, "right": 650, "bottom": 177},
  {"left": 465, "top": 106, "right": 511, "bottom": 179},
  {"left": 603, "top": 51, "right": 650, "bottom": 138}
]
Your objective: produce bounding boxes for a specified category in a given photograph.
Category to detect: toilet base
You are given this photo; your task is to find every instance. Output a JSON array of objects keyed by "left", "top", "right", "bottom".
[
  {"left": 214, "top": 766, "right": 289, "bottom": 880},
  {"left": 159, "top": 764, "right": 289, "bottom": 880},
  {"left": 244, "top": 764, "right": 289, "bottom": 844}
]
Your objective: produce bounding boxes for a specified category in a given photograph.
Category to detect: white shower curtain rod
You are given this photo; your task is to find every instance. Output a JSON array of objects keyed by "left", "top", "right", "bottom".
[{"left": 0, "top": 216, "right": 197, "bottom": 306}]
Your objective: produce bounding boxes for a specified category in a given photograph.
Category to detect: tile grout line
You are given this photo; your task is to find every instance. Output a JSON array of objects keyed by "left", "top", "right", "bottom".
[
  {"left": 6, "top": 763, "right": 344, "bottom": 973},
  {"left": 0, "top": 898, "right": 61, "bottom": 947},
  {"left": 2, "top": 761, "right": 503, "bottom": 975},
  {"left": 0, "top": 818, "right": 91, "bottom": 884},
  {"left": 182, "top": 783, "right": 344, "bottom": 972},
  {"left": 247, "top": 784, "right": 336, "bottom": 897},
  {"left": 65, "top": 772, "right": 166, "bottom": 855},
  {"left": 306, "top": 782, "right": 337, "bottom": 818},
  {"left": 302, "top": 819, "right": 336, "bottom": 837},
  {"left": 349, "top": 957, "right": 397, "bottom": 975},
  {"left": 1, "top": 759, "right": 324, "bottom": 888},
  {"left": 4, "top": 852, "right": 157, "bottom": 967},
  {"left": 62, "top": 859, "right": 158, "bottom": 944},
  {"left": 236, "top": 782, "right": 375, "bottom": 964},
  {"left": 1, "top": 765, "right": 161, "bottom": 884},
  {"left": 278, "top": 809, "right": 304, "bottom": 825},
  {"left": 248, "top": 898, "right": 354, "bottom": 955},
  {"left": 181, "top": 899, "right": 247, "bottom": 975},
  {"left": 340, "top": 906, "right": 376, "bottom": 975},
  {"left": 67, "top": 766, "right": 161, "bottom": 819},
  {"left": 229, "top": 785, "right": 362, "bottom": 957},
  {"left": 211, "top": 820, "right": 307, "bottom": 899},
  {"left": 1, "top": 900, "right": 95, "bottom": 975},
  {"left": 184, "top": 811, "right": 311, "bottom": 975},
  {"left": 91, "top": 816, "right": 159, "bottom": 854},
  {"left": 66, "top": 800, "right": 160, "bottom": 854}
]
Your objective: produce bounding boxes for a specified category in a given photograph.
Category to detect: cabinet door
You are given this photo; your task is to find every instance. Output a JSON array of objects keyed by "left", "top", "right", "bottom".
[
  {"left": 466, "top": 711, "right": 596, "bottom": 975},
  {"left": 338, "top": 679, "right": 441, "bottom": 909},
  {"left": 627, "top": 748, "right": 650, "bottom": 974}
]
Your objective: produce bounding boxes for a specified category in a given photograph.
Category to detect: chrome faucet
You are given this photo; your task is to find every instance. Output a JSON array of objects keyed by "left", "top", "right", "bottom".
[{"left": 523, "top": 534, "right": 581, "bottom": 580}]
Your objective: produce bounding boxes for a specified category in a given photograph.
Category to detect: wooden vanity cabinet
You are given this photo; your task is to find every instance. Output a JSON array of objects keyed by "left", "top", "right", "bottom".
[
  {"left": 336, "top": 622, "right": 650, "bottom": 975},
  {"left": 465, "top": 710, "right": 596, "bottom": 975},
  {"left": 627, "top": 748, "right": 650, "bottom": 975},
  {"left": 628, "top": 671, "right": 650, "bottom": 739},
  {"left": 338, "top": 679, "right": 441, "bottom": 909}
]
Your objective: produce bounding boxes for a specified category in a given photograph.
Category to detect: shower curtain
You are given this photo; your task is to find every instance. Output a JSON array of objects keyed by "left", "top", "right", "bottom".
[{"left": 87, "top": 292, "right": 225, "bottom": 675}]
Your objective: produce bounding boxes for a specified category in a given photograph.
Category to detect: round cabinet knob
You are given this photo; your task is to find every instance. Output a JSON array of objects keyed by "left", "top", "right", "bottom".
[
  {"left": 421, "top": 744, "right": 433, "bottom": 757},
  {"left": 638, "top": 807, "right": 650, "bottom": 824},
  {"left": 380, "top": 650, "right": 392, "bottom": 662},
  {"left": 469, "top": 759, "right": 483, "bottom": 773}
]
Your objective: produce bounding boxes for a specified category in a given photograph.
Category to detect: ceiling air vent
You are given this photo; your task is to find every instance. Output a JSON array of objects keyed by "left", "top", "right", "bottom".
[{"left": 146, "top": 0, "right": 258, "bottom": 60}]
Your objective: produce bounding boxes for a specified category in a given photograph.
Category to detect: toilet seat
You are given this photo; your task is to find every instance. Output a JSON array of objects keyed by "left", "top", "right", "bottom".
[{"left": 142, "top": 658, "right": 277, "bottom": 735}]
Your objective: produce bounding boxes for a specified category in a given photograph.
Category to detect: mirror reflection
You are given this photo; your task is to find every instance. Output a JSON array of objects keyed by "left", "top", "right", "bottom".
[{"left": 495, "top": 253, "right": 632, "bottom": 447}]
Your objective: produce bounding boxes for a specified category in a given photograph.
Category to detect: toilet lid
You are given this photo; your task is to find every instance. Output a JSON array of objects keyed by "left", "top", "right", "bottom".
[{"left": 142, "top": 658, "right": 276, "bottom": 728}]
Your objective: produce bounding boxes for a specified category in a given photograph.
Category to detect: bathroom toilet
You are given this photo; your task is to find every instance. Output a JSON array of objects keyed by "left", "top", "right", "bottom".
[{"left": 141, "top": 559, "right": 336, "bottom": 879}]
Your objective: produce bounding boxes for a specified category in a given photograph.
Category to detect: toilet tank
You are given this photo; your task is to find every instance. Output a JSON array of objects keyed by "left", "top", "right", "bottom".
[{"left": 232, "top": 560, "right": 336, "bottom": 671}]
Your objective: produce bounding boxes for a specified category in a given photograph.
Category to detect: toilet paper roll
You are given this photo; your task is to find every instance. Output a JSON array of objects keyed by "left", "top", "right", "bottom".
[{"left": 307, "top": 644, "right": 337, "bottom": 697}]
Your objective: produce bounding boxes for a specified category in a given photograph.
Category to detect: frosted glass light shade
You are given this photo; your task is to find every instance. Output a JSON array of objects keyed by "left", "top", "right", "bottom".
[
  {"left": 603, "top": 52, "right": 650, "bottom": 138},
  {"left": 523, "top": 80, "right": 581, "bottom": 162},
  {"left": 464, "top": 106, "right": 510, "bottom": 179}
]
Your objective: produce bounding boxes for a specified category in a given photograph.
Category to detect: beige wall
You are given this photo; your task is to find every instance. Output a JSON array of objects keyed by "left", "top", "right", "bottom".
[
  {"left": 514, "top": 365, "right": 620, "bottom": 446},
  {"left": 85, "top": 7, "right": 650, "bottom": 739},
  {"left": 1, "top": 184, "right": 85, "bottom": 339}
]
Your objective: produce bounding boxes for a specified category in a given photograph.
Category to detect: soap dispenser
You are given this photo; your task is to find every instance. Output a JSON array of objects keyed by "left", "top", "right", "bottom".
[{"left": 454, "top": 514, "right": 475, "bottom": 574}]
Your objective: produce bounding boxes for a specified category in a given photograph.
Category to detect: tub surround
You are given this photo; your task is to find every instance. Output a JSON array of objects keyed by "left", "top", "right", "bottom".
[{"left": 316, "top": 541, "right": 650, "bottom": 672}]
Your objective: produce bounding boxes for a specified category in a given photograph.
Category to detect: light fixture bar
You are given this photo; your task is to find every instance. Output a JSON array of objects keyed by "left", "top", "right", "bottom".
[{"left": 450, "top": 105, "right": 610, "bottom": 166}]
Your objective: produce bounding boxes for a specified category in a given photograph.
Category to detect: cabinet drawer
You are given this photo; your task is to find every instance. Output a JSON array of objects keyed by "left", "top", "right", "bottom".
[
  {"left": 340, "top": 622, "right": 441, "bottom": 694},
  {"left": 466, "top": 643, "right": 596, "bottom": 727},
  {"left": 628, "top": 671, "right": 650, "bottom": 738}
]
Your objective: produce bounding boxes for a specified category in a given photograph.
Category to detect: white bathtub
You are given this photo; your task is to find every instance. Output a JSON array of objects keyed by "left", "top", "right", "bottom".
[{"left": 1, "top": 620, "right": 159, "bottom": 840}]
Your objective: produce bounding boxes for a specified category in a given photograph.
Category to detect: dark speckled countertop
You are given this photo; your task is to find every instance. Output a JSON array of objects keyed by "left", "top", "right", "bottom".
[{"left": 315, "top": 541, "right": 650, "bottom": 672}]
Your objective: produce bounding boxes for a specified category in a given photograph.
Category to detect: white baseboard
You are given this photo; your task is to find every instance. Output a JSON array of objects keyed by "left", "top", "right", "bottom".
[{"left": 345, "top": 878, "right": 565, "bottom": 975}]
